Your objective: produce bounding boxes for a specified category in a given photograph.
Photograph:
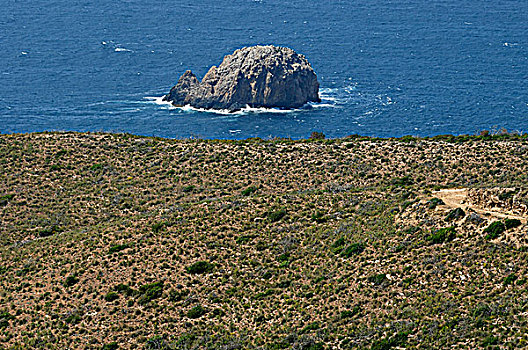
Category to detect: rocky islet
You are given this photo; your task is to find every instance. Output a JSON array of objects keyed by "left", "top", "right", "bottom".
[{"left": 163, "top": 45, "right": 321, "bottom": 111}]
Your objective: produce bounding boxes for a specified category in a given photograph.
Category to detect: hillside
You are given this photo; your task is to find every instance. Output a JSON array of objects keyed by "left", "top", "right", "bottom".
[{"left": 1, "top": 132, "right": 527, "bottom": 349}]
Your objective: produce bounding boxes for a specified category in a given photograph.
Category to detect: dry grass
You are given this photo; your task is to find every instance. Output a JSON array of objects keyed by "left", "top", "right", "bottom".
[{"left": 0, "top": 132, "right": 527, "bottom": 349}]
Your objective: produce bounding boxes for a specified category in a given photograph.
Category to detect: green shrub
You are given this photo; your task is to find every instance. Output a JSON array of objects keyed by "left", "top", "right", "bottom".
[
  {"left": 301, "top": 322, "right": 320, "bottom": 334},
  {"left": 101, "top": 342, "right": 119, "bottom": 350},
  {"left": 332, "top": 237, "right": 346, "bottom": 249},
  {"left": 137, "top": 281, "right": 164, "bottom": 305},
  {"left": 311, "top": 211, "right": 328, "bottom": 223},
  {"left": 65, "top": 312, "right": 82, "bottom": 324},
  {"left": 481, "top": 335, "right": 499, "bottom": 347},
  {"left": 503, "top": 273, "right": 517, "bottom": 286},
  {"left": 151, "top": 222, "right": 166, "bottom": 233},
  {"left": 340, "top": 243, "right": 365, "bottom": 257},
  {"left": 145, "top": 336, "right": 169, "bottom": 350},
  {"left": 241, "top": 186, "right": 258, "bottom": 196},
  {"left": 0, "top": 312, "right": 14, "bottom": 328},
  {"left": 268, "top": 209, "right": 287, "bottom": 222},
  {"left": 90, "top": 163, "right": 103, "bottom": 171},
  {"left": 187, "top": 305, "right": 207, "bottom": 319},
  {"left": 341, "top": 306, "right": 361, "bottom": 319},
  {"left": 427, "top": 226, "right": 456, "bottom": 244},
  {"left": 368, "top": 274, "right": 388, "bottom": 286},
  {"left": 54, "top": 149, "right": 68, "bottom": 158},
  {"left": 168, "top": 289, "right": 189, "bottom": 302},
  {"left": 445, "top": 208, "right": 465, "bottom": 221},
  {"left": 484, "top": 221, "right": 506, "bottom": 240},
  {"left": 114, "top": 283, "right": 136, "bottom": 296},
  {"left": 498, "top": 191, "right": 516, "bottom": 201},
  {"left": 504, "top": 218, "right": 521, "bottom": 229},
  {"left": 426, "top": 197, "right": 444, "bottom": 209},
  {"left": 186, "top": 261, "right": 214, "bottom": 274},
  {"left": 108, "top": 244, "right": 129, "bottom": 254},
  {"left": 104, "top": 291, "right": 119, "bottom": 302},
  {"left": 391, "top": 176, "right": 413, "bottom": 186},
  {"left": 182, "top": 185, "right": 195, "bottom": 193},
  {"left": 371, "top": 331, "right": 409, "bottom": 350},
  {"left": 255, "top": 289, "right": 276, "bottom": 300},
  {"left": 64, "top": 275, "right": 79, "bottom": 287},
  {"left": 0, "top": 194, "right": 15, "bottom": 206},
  {"left": 39, "top": 225, "right": 63, "bottom": 238},
  {"left": 236, "top": 235, "right": 255, "bottom": 244}
]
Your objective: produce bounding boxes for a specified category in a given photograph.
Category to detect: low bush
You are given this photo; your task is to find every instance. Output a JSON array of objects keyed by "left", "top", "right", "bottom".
[
  {"left": 104, "top": 292, "right": 119, "bottom": 302},
  {"left": 371, "top": 331, "right": 409, "bottom": 350},
  {"left": 503, "top": 273, "right": 517, "bottom": 286},
  {"left": 187, "top": 305, "right": 207, "bottom": 319},
  {"left": 445, "top": 208, "right": 465, "bottom": 221},
  {"left": 504, "top": 218, "right": 521, "bottom": 229},
  {"left": 0, "top": 312, "right": 14, "bottom": 328},
  {"left": 137, "top": 281, "right": 164, "bottom": 305},
  {"left": 341, "top": 243, "right": 365, "bottom": 257},
  {"left": 368, "top": 274, "right": 388, "bottom": 286},
  {"left": 114, "top": 283, "right": 136, "bottom": 296},
  {"left": 108, "top": 244, "right": 129, "bottom": 254},
  {"left": 427, "top": 197, "right": 445, "bottom": 209},
  {"left": 186, "top": 261, "right": 214, "bottom": 274},
  {"left": 241, "top": 186, "right": 258, "bottom": 196},
  {"left": 428, "top": 226, "right": 456, "bottom": 244},
  {"left": 484, "top": 221, "right": 506, "bottom": 240},
  {"left": 101, "top": 342, "right": 119, "bottom": 350},
  {"left": 0, "top": 194, "right": 15, "bottom": 206},
  {"left": 39, "top": 225, "right": 63, "bottom": 238},
  {"left": 64, "top": 275, "right": 79, "bottom": 287},
  {"left": 268, "top": 209, "right": 287, "bottom": 223}
]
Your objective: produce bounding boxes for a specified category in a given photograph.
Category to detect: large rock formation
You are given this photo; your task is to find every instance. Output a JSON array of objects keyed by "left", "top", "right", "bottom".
[{"left": 163, "top": 45, "right": 320, "bottom": 111}]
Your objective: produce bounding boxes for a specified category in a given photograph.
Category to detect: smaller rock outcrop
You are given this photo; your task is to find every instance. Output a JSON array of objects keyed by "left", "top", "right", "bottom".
[{"left": 163, "top": 45, "right": 320, "bottom": 111}]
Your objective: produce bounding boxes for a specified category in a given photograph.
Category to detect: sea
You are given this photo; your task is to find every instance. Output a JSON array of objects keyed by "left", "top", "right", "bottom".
[{"left": 1, "top": 0, "right": 527, "bottom": 139}]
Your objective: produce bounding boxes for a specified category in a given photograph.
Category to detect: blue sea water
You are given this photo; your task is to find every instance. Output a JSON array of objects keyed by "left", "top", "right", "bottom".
[{"left": 1, "top": 0, "right": 527, "bottom": 139}]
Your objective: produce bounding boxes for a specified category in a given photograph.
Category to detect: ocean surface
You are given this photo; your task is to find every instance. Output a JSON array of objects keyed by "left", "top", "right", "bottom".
[{"left": 1, "top": 0, "right": 527, "bottom": 139}]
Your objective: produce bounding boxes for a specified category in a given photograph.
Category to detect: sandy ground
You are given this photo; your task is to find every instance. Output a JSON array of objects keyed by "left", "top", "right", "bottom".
[{"left": 434, "top": 188, "right": 526, "bottom": 222}]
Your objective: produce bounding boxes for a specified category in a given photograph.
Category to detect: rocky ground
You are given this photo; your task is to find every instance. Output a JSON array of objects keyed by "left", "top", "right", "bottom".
[{"left": 1, "top": 132, "right": 527, "bottom": 349}]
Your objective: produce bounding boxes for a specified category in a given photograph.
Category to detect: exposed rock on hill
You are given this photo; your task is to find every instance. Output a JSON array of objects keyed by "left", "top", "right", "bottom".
[{"left": 163, "top": 45, "right": 320, "bottom": 111}]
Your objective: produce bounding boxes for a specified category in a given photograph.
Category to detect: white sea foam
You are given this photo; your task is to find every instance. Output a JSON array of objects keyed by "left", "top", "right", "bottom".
[
  {"left": 144, "top": 96, "right": 309, "bottom": 115},
  {"left": 311, "top": 103, "right": 338, "bottom": 109},
  {"left": 179, "top": 104, "right": 298, "bottom": 115}
]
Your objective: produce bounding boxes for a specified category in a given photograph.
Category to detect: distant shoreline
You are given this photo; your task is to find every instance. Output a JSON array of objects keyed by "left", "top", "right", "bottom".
[{"left": 1, "top": 129, "right": 527, "bottom": 143}]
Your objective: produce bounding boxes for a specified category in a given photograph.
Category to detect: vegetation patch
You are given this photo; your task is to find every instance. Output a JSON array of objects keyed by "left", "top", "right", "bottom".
[
  {"left": 187, "top": 305, "right": 207, "bottom": 319},
  {"left": 504, "top": 218, "right": 521, "bottom": 229},
  {"left": 0, "top": 194, "right": 15, "bottom": 206},
  {"left": 371, "top": 331, "right": 409, "bottom": 350},
  {"left": 0, "top": 312, "right": 14, "bottom": 329},
  {"left": 64, "top": 275, "right": 79, "bottom": 287},
  {"left": 426, "top": 197, "right": 445, "bottom": 209},
  {"left": 241, "top": 186, "right": 258, "bottom": 196},
  {"left": 268, "top": 209, "right": 287, "bottom": 222},
  {"left": 186, "top": 261, "right": 215, "bottom": 274},
  {"left": 38, "top": 225, "right": 63, "bottom": 238},
  {"left": 137, "top": 281, "right": 164, "bottom": 305},
  {"left": 108, "top": 243, "right": 130, "bottom": 254},
  {"left": 368, "top": 273, "right": 388, "bottom": 286},
  {"left": 104, "top": 291, "right": 120, "bottom": 302},
  {"left": 484, "top": 221, "right": 506, "bottom": 240},
  {"left": 445, "top": 207, "right": 465, "bottom": 221},
  {"left": 427, "top": 226, "right": 456, "bottom": 244}
]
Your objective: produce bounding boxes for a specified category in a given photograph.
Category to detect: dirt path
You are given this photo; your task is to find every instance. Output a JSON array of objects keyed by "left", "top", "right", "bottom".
[{"left": 433, "top": 188, "right": 527, "bottom": 222}]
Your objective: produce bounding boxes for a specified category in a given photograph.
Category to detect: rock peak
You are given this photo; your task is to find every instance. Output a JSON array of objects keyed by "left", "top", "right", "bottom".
[{"left": 163, "top": 45, "right": 320, "bottom": 111}]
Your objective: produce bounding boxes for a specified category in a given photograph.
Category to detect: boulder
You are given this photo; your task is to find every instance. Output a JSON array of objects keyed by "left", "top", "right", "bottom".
[{"left": 163, "top": 45, "right": 320, "bottom": 111}]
